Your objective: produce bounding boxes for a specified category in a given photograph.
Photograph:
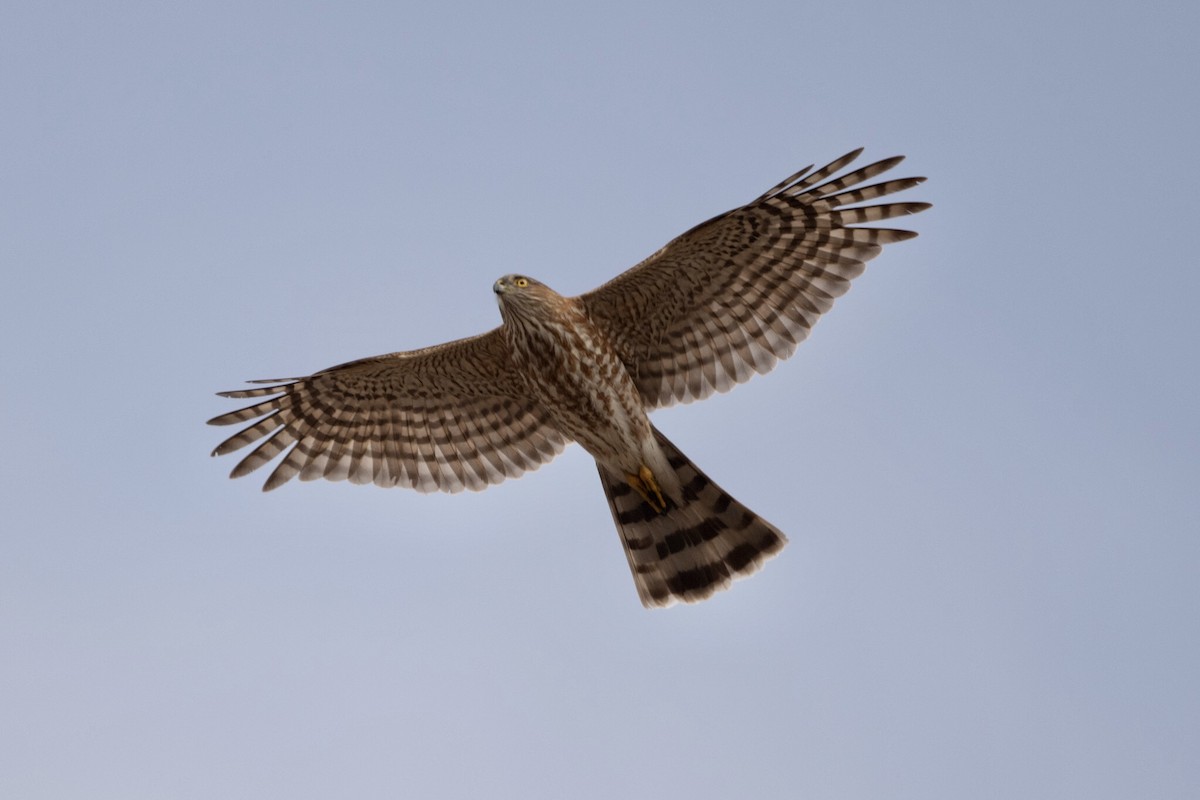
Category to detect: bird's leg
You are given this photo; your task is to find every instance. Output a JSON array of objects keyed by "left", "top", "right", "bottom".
[{"left": 626, "top": 465, "right": 668, "bottom": 514}]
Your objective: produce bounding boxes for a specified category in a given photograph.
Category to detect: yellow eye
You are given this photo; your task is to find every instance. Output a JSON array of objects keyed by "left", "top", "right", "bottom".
[{"left": 515, "top": 277, "right": 529, "bottom": 288}]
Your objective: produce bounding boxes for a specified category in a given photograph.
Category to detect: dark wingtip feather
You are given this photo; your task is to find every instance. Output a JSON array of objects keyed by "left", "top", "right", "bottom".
[
  {"left": 216, "top": 381, "right": 296, "bottom": 399},
  {"left": 206, "top": 410, "right": 243, "bottom": 426}
]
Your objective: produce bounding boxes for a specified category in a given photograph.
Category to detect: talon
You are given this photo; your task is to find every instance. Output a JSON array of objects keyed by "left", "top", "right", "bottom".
[{"left": 627, "top": 466, "right": 668, "bottom": 513}]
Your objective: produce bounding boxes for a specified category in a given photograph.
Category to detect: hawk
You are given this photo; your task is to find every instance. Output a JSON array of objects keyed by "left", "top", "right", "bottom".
[{"left": 209, "top": 148, "right": 929, "bottom": 608}]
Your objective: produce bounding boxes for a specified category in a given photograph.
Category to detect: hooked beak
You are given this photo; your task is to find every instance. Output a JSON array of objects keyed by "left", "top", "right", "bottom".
[{"left": 493, "top": 278, "right": 507, "bottom": 295}]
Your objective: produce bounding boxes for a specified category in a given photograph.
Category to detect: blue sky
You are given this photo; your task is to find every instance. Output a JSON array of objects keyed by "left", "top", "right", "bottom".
[{"left": 3, "top": 2, "right": 1197, "bottom": 798}]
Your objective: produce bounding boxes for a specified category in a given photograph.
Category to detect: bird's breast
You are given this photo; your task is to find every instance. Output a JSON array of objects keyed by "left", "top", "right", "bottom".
[{"left": 504, "top": 305, "right": 650, "bottom": 463}]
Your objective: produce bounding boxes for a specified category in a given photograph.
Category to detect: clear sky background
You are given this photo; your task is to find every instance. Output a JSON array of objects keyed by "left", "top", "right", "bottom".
[{"left": 3, "top": 2, "right": 1197, "bottom": 798}]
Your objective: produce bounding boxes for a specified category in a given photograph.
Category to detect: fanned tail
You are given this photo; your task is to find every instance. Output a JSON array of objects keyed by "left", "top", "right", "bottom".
[{"left": 597, "top": 427, "right": 787, "bottom": 608}]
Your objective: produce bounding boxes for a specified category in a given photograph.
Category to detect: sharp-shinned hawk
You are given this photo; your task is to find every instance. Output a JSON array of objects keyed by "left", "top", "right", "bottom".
[{"left": 209, "top": 148, "right": 929, "bottom": 608}]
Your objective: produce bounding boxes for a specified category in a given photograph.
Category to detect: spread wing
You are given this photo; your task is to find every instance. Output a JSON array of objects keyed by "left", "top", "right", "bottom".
[
  {"left": 208, "top": 329, "right": 566, "bottom": 493},
  {"left": 580, "top": 148, "right": 930, "bottom": 408}
]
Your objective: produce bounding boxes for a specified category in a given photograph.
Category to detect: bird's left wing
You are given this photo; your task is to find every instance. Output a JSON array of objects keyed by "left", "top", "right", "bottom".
[
  {"left": 580, "top": 148, "right": 929, "bottom": 408},
  {"left": 208, "top": 329, "right": 566, "bottom": 493}
]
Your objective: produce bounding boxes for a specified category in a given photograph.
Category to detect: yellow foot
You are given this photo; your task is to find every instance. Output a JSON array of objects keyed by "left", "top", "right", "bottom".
[{"left": 627, "top": 465, "right": 668, "bottom": 514}]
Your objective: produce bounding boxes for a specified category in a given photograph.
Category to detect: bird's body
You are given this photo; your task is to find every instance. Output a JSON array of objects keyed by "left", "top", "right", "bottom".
[
  {"left": 209, "top": 149, "right": 929, "bottom": 607},
  {"left": 496, "top": 276, "right": 665, "bottom": 490},
  {"left": 492, "top": 274, "right": 786, "bottom": 605}
]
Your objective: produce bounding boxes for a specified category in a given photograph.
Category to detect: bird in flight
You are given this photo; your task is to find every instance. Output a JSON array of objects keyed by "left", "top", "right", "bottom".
[{"left": 209, "top": 148, "right": 929, "bottom": 608}]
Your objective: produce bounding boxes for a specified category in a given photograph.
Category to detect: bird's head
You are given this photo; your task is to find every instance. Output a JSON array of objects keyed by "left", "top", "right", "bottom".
[
  {"left": 493, "top": 274, "right": 571, "bottom": 324},
  {"left": 493, "top": 274, "right": 542, "bottom": 296}
]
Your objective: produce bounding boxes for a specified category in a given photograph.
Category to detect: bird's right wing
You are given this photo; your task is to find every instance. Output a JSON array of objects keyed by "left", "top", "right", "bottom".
[
  {"left": 580, "top": 149, "right": 929, "bottom": 408},
  {"left": 208, "top": 329, "right": 566, "bottom": 493}
]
